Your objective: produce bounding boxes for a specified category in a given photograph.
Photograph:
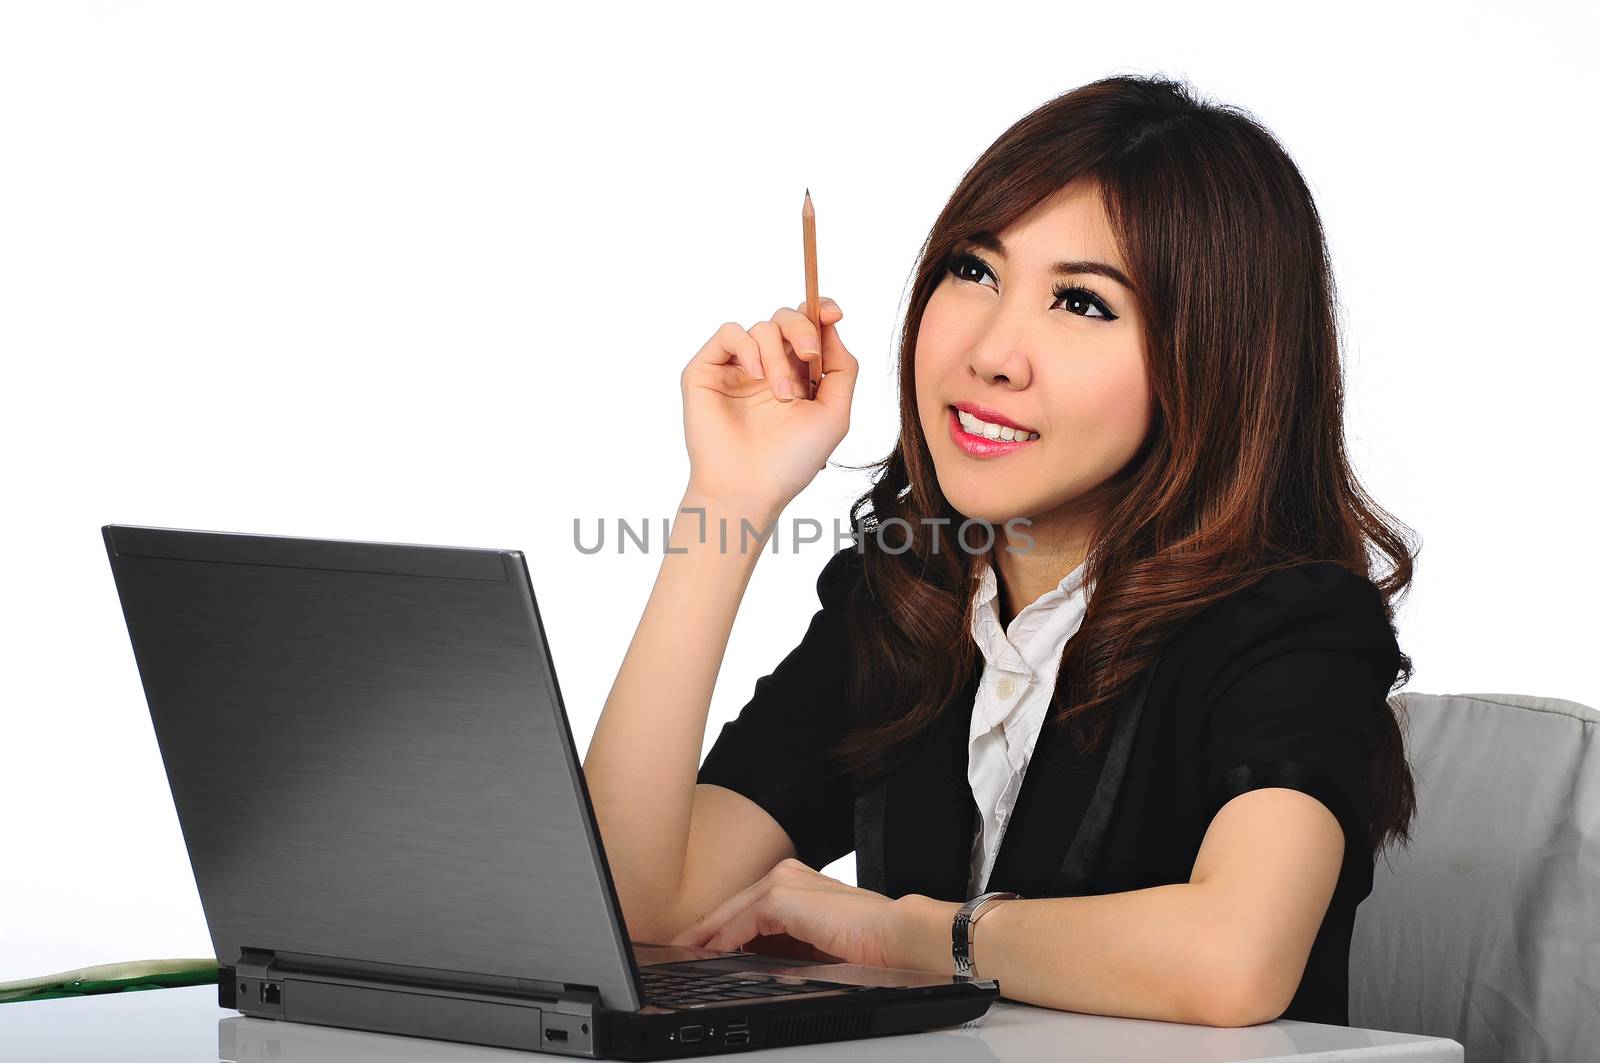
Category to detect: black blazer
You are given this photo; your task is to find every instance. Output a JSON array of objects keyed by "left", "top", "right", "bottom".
[{"left": 697, "top": 544, "right": 1405, "bottom": 1026}]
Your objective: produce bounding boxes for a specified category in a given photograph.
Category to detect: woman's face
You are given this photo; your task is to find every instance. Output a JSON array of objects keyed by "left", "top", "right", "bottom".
[{"left": 914, "top": 179, "right": 1151, "bottom": 531}]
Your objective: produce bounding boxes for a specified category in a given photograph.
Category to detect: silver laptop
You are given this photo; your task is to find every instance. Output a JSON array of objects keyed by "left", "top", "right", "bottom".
[{"left": 103, "top": 525, "right": 998, "bottom": 1058}]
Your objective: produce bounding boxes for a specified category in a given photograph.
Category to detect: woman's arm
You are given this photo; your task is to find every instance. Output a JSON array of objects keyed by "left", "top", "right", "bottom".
[
  {"left": 584, "top": 299, "right": 855, "bottom": 944},
  {"left": 583, "top": 489, "right": 794, "bottom": 944},
  {"left": 890, "top": 786, "right": 1345, "bottom": 1027},
  {"left": 890, "top": 570, "right": 1387, "bottom": 1025}
]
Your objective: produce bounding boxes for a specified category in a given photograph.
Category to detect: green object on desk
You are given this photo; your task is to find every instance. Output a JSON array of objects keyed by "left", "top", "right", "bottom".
[{"left": 0, "top": 958, "right": 218, "bottom": 1004}]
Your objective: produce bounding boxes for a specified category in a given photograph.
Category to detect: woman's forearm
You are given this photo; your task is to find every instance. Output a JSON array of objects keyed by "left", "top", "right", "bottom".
[
  {"left": 582, "top": 488, "right": 779, "bottom": 942},
  {"left": 889, "top": 884, "right": 1276, "bottom": 1028}
]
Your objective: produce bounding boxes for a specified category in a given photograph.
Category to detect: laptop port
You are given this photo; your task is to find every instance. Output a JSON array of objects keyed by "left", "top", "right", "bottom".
[
  {"left": 726, "top": 1030, "right": 750, "bottom": 1046},
  {"left": 545, "top": 1028, "right": 569, "bottom": 1043},
  {"left": 727, "top": 1018, "right": 748, "bottom": 1031},
  {"left": 259, "top": 982, "right": 280, "bottom": 1006},
  {"left": 677, "top": 1025, "right": 704, "bottom": 1043}
]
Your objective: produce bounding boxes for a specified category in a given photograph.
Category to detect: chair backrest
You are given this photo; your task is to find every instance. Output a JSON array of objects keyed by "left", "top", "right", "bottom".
[{"left": 1349, "top": 691, "right": 1600, "bottom": 1061}]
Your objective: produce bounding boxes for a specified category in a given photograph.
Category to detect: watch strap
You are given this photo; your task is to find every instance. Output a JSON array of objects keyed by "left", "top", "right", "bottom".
[{"left": 952, "top": 891, "right": 1020, "bottom": 977}]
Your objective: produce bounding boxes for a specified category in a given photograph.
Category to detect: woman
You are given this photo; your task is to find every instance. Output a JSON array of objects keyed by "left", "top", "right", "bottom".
[{"left": 583, "top": 73, "right": 1417, "bottom": 1029}]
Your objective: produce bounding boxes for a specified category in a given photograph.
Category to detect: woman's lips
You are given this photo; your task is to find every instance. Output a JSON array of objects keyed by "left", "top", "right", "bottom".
[
  {"left": 951, "top": 401, "right": 1037, "bottom": 434},
  {"left": 947, "top": 406, "right": 1041, "bottom": 459}
]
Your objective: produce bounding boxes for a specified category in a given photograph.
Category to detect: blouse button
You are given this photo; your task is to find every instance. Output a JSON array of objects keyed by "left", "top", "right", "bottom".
[{"left": 996, "top": 677, "right": 1016, "bottom": 699}]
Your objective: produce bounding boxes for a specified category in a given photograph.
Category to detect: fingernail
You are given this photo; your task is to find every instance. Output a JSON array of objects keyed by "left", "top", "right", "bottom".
[
  {"left": 751, "top": 359, "right": 764, "bottom": 379},
  {"left": 801, "top": 343, "right": 819, "bottom": 358},
  {"left": 776, "top": 375, "right": 793, "bottom": 400}
]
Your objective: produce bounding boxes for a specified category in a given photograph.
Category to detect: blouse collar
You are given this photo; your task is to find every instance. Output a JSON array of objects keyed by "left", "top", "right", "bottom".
[{"left": 969, "top": 555, "right": 1092, "bottom": 679}]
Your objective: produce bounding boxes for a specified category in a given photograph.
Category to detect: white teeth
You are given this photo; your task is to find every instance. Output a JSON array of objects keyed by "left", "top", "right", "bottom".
[{"left": 956, "top": 408, "right": 1038, "bottom": 442}]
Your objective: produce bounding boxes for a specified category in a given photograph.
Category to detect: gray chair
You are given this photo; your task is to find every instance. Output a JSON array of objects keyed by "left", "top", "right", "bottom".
[{"left": 1350, "top": 691, "right": 1600, "bottom": 1061}]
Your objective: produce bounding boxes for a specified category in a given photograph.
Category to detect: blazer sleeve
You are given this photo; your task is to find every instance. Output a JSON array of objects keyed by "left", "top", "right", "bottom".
[
  {"left": 695, "top": 545, "right": 863, "bottom": 872},
  {"left": 1197, "top": 562, "right": 1404, "bottom": 892}
]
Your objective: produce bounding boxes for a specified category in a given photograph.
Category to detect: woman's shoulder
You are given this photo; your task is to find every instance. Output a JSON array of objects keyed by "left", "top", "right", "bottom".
[
  {"left": 1177, "top": 559, "right": 1391, "bottom": 634},
  {"left": 1210, "top": 559, "right": 1389, "bottom": 629},
  {"left": 1168, "top": 560, "right": 1403, "bottom": 699}
]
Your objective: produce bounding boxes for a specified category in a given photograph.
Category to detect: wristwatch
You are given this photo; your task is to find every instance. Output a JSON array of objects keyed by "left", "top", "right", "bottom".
[{"left": 952, "top": 891, "right": 1020, "bottom": 978}]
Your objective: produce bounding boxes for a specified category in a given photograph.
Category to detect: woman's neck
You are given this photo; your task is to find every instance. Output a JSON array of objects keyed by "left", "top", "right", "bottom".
[{"left": 990, "top": 518, "right": 1093, "bottom": 630}]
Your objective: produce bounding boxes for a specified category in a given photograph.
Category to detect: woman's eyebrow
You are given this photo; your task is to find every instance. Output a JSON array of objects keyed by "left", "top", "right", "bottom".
[{"left": 961, "top": 229, "right": 1135, "bottom": 293}]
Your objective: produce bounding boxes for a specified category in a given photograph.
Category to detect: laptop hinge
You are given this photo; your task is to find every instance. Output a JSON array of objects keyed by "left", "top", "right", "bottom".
[{"left": 231, "top": 950, "right": 600, "bottom": 1057}]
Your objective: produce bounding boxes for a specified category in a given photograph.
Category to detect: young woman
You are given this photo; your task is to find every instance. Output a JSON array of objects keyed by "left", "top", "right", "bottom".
[{"left": 583, "top": 74, "right": 1417, "bottom": 1029}]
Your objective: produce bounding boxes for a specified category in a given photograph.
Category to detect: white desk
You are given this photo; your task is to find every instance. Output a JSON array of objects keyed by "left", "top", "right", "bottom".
[{"left": 0, "top": 984, "right": 1463, "bottom": 1061}]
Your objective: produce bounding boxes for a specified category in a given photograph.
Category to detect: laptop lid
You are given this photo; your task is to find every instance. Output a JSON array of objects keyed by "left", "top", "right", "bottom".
[{"left": 102, "top": 524, "right": 644, "bottom": 1012}]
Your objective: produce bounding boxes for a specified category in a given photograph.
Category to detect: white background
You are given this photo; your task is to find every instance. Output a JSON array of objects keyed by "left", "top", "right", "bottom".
[{"left": 1, "top": 1, "right": 1593, "bottom": 981}]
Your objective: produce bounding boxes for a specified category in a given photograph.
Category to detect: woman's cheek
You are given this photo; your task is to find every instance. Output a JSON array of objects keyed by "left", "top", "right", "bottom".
[{"left": 1076, "top": 357, "right": 1151, "bottom": 450}]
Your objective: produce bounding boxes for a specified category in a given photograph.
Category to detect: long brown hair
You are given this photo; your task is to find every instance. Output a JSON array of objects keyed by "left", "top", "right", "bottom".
[{"left": 825, "top": 74, "right": 1420, "bottom": 856}]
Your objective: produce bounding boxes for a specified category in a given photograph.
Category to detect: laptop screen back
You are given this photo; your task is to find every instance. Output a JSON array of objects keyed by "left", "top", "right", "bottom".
[{"left": 103, "top": 525, "right": 642, "bottom": 1011}]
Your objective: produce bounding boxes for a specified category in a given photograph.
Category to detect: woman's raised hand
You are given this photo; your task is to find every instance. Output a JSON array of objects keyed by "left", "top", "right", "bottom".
[{"left": 680, "top": 297, "right": 858, "bottom": 514}]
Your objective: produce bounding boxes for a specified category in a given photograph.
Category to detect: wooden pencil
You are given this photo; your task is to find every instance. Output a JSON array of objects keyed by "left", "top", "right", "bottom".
[{"left": 802, "top": 188, "right": 820, "bottom": 400}]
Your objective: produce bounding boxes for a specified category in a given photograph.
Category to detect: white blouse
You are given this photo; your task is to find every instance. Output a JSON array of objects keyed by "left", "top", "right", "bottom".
[{"left": 965, "top": 556, "right": 1092, "bottom": 897}]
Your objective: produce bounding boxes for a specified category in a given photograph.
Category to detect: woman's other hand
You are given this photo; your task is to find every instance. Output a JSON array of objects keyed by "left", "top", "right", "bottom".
[
  {"left": 666, "top": 857, "right": 911, "bottom": 971},
  {"left": 681, "top": 298, "right": 857, "bottom": 513}
]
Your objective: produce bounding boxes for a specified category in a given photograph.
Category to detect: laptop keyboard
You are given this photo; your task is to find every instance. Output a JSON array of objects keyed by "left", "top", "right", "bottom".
[{"left": 640, "top": 968, "right": 853, "bottom": 1009}]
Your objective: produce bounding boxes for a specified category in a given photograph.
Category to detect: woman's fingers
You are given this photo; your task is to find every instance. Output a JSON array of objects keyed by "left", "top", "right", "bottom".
[
  {"left": 671, "top": 859, "right": 827, "bottom": 949},
  {"left": 773, "top": 300, "right": 844, "bottom": 395},
  {"left": 747, "top": 320, "right": 796, "bottom": 402},
  {"left": 680, "top": 301, "right": 846, "bottom": 403},
  {"left": 787, "top": 299, "right": 845, "bottom": 400},
  {"left": 685, "top": 321, "right": 764, "bottom": 382},
  {"left": 769, "top": 309, "right": 816, "bottom": 400},
  {"left": 792, "top": 296, "right": 844, "bottom": 322},
  {"left": 811, "top": 314, "right": 858, "bottom": 414},
  {"left": 671, "top": 861, "right": 788, "bottom": 947},
  {"left": 703, "top": 887, "right": 797, "bottom": 953},
  {"left": 698, "top": 881, "right": 851, "bottom": 957}
]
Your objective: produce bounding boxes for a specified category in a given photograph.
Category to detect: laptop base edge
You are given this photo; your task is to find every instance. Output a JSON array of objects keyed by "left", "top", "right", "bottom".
[
  {"left": 226, "top": 951, "right": 997, "bottom": 1059},
  {"left": 230, "top": 953, "right": 601, "bottom": 1057}
]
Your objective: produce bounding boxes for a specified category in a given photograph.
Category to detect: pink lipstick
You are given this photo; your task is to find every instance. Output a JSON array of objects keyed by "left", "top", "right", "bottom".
[{"left": 947, "top": 404, "right": 1041, "bottom": 459}]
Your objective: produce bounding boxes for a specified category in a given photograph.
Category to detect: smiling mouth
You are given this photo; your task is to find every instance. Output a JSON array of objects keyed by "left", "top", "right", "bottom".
[{"left": 951, "top": 405, "right": 1040, "bottom": 442}]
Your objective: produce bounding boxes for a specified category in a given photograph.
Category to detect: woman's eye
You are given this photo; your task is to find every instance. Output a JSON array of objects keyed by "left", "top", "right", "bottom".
[
  {"left": 1054, "top": 285, "right": 1116, "bottom": 321},
  {"left": 948, "top": 252, "right": 994, "bottom": 287},
  {"left": 946, "top": 251, "right": 1117, "bottom": 321}
]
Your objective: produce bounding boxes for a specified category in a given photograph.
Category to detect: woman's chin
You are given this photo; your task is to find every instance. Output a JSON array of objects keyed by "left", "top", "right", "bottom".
[{"left": 936, "top": 483, "right": 1032, "bottom": 530}]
